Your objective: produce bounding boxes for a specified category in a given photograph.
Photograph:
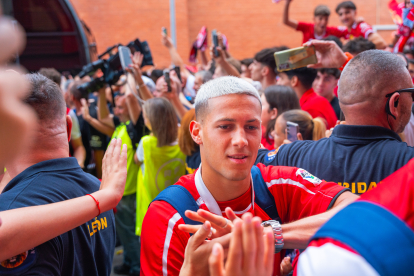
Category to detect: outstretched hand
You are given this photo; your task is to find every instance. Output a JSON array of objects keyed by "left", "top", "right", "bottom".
[
  {"left": 303, "top": 40, "right": 347, "bottom": 69},
  {"left": 208, "top": 213, "right": 275, "bottom": 276},
  {"left": 179, "top": 221, "right": 232, "bottom": 276},
  {"left": 99, "top": 138, "right": 127, "bottom": 210},
  {"left": 178, "top": 207, "right": 240, "bottom": 239}
]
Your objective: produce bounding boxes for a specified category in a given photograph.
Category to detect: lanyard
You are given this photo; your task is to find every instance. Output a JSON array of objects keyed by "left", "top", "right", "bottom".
[{"left": 194, "top": 164, "right": 254, "bottom": 216}]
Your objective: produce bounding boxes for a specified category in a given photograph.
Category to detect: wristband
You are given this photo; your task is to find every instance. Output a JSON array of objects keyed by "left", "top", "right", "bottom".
[
  {"left": 87, "top": 194, "right": 101, "bottom": 216},
  {"left": 340, "top": 52, "right": 354, "bottom": 71}
]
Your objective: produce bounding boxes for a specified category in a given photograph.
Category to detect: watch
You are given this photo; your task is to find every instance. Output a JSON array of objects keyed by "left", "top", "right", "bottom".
[{"left": 262, "top": 220, "right": 284, "bottom": 254}]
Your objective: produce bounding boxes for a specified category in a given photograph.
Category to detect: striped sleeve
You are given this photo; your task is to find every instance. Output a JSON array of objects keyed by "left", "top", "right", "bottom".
[
  {"left": 295, "top": 238, "right": 379, "bottom": 276},
  {"left": 140, "top": 201, "right": 190, "bottom": 276},
  {"left": 258, "top": 163, "right": 346, "bottom": 223}
]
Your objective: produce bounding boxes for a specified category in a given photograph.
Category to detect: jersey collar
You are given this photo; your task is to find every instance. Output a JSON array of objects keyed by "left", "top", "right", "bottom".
[
  {"left": 195, "top": 164, "right": 255, "bottom": 216},
  {"left": 332, "top": 125, "right": 402, "bottom": 141}
]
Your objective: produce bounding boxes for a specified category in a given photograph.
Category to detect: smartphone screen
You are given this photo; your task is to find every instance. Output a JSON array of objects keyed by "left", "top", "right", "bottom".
[
  {"left": 274, "top": 46, "right": 317, "bottom": 72},
  {"left": 118, "top": 46, "right": 133, "bottom": 72},
  {"left": 286, "top": 121, "right": 299, "bottom": 142},
  {"left": 212, "top": 29, "right": 219, "bottom": 57},
  {"left": 163, "top": 69, "right": 172, "bottom": 92}
]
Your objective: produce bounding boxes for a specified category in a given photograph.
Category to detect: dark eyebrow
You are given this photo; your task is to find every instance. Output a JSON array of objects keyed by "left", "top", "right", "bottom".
[{"left": 215, "top": 118, "right": 260, "bottom": 123}]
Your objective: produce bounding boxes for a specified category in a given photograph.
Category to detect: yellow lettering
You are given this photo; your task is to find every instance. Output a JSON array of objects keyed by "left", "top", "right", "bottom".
[
  {"left": 368, "top": 182, "right": 377, "bottom": 191},
  {"left": 357, "top": 182, "right": 367, "bottom": 194},
  {"left": 96, "top": 219, "right": 101, "bottom": 231},
  {"left": 101, "top": 217, "right": 108, "bottom": 229},
  {"left": 351, "top": 182, "right": 356, "bottom": 194},
  {"left": 92, "top": 221, "right": 98, "bottom": 233},
  {"left": 338, "top": 182, "right": 342, "bottom": 187},
  {"left": 87, "top": 224, "right": 94, "bottom": 237},
  {"left": 343, "top": 182, "right": 350, "bottom": 189}
]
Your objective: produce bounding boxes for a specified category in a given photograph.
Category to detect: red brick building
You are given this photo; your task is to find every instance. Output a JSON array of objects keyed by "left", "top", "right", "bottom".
[{"left": 71, "top": 0, "right": 397, "bottom": 68}]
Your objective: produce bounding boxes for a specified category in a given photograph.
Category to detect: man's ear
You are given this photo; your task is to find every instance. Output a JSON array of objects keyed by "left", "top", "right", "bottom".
[
  {"left": 290, "top": 76, "right": 299, "bottom": 87},
  {"left": 66, "top": 115, "right": 72, "bottom": 142},
  {"left": 261, "top": 66, "right": 269, "bottom": 77},
  {"left": 270, "top": 108, "right": 278, "bottom": 120},
  {"left": 190, "top": 120, "right": 203, "bottom": 145},
  {"left": 389, "top": 93, "right": 401, "bottom": 120}
]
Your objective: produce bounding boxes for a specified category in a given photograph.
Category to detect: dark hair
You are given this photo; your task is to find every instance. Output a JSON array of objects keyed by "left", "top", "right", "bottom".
[
  {"left": 24, "top": 73, "right": 66, "bottom": 122},
  {"left": 143, "top": 97, "right": 178, "bottom": 147},
  {"left": 281, "top": 110, "right": 326, "bottom": 141},
  {"left": 69, "top": 80, "right": 88, "bottom": 101},
  {"left": 408, "top": 59, "right": 414, "bottom": 65},
  {"left": 284, "top": 67, "right": 317, "bottom": 90},
  {"left": 264, "top": 85, "right": 300, "bottom": 143},
  {"left": 150, "top": 69, "right": 164, "bottom": 84},
  {"left": 336, "top": 1, "right": 357, "bottom": 13},
  {"left": 240, "top": 58, "right": 254, "bottom": 67},
  {"left": 38, "top": 68, "right": 61, "bottom": 86},
  {"left": 178, "top": 109, "right": 199, "bottom": 156},
  {"left": 317, "top": 68, "right": 341, "bottom": 79},
  {"left": 322, "top": 35, "right": 343, "bottom": 49},
  {"left": 254, "top": 48, "right": 277, "bottom": 75},
  {"left": 342, "top": 37, "right": 375, "bottom": 56},
  {"left": 314, "top": 5, "right": 330, "bottom": 17}
]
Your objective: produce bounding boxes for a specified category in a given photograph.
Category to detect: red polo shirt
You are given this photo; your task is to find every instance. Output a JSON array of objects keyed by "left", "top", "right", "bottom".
[
  {"left": 296, "top": 22, "right": 348, "bottom": 43},
  {"left": 300, "top": 88, "right": 337, "bottom": 128}
]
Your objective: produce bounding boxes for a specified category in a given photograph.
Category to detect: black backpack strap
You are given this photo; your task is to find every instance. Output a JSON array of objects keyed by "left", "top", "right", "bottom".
[
  {"left": 251, "top": 165, "right": 281, "bottom": 222},
  {"left": 151, "top": 185, "right": 202, "bottom": 226},
  {"left": 126, "top": 113, "right": 150, "bottom": 150}
]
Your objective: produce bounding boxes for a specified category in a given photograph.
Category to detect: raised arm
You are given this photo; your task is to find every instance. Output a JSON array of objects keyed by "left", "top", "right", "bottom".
[
  {"left": 0, "top": 138, "right": 127, "bottom": 262},
  {"left": 81, "top": 99, "right": 114, "bottom": 137},
  {"left": 368, "top": 32, "right": 387, "bottom": 50},
  {"left": 127, "top": 52, "right": 154, "bottom": 101},
  {"left": 283, "top": 0, "right": 298, "bottom": 29},
  {"left": 97, "top": 87, "right": 116, "bottom": 128}
]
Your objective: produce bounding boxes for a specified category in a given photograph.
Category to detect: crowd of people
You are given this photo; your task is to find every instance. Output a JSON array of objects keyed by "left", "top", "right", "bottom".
[{"left": 1, "top": 0, "right": 414, "bottom": 276}]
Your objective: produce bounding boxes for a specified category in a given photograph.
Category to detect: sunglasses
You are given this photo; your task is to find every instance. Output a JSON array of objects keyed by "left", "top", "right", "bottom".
[{"left": 385, "top": 87, "right": 414, "bottom": 101}]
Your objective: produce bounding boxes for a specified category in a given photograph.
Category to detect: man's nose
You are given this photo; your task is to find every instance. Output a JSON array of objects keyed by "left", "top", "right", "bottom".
[{"left": 232, "top": 127, "right": 248, "bottom": 148}]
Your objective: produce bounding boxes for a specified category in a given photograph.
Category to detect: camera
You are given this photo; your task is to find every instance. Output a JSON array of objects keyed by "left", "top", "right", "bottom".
[{"left": 77, "top": 38, "right": 154, "bottom": 97}]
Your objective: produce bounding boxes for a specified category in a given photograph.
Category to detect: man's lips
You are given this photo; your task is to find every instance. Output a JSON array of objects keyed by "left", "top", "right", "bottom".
[{"left": 227, "top": 154, "right": 249, "bottom": 164}]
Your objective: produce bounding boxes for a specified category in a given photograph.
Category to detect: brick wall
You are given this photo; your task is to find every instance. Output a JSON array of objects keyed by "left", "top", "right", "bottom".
[{"left": 70, "top": 0, "right": 397, "bottom": 68}]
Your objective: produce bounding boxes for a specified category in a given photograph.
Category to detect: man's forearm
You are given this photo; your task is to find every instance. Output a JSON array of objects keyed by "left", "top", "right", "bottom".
[
  {"left": 219, "top": 59, "right": 241, "bottom": 78},
  {"left": 170, "top": 97, "right": 188, "bottom": 120},
  {"left": 283, "top": 1, "right": 298, "bottom": 29},
  {"left": 282, "top": 191, "right": 358, "bottom": 249},
  {"left": 73, "top": 146, "right": 86, "bottom": 168},
  {"left": 84, "top": 116, "right": 114, "bottom": 137},
  {"left": 369, "top": 33, "right": 387, "bottom": 49}
]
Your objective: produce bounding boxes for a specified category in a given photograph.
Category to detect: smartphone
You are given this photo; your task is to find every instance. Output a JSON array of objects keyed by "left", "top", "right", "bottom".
[
  {"left": 173, "top": 66, "right": 182, "bottom": 82},
  {"left": 274, "top": 46, "right": 317, "bottom": 72},
  {"left": 212, "top": 29, "right": 219, "bottom": 57},
  {"left": 163, "top": 69, "right": 172, "bottom": 92},
  {"left": 286, "top": 121, "right": 299, "bottom": 142},
  {"left": 118, "top": 46, "right": 133, "bottom": 71},
  {"left": 162, "top": 27, "right": 167, "bottom": 36}
]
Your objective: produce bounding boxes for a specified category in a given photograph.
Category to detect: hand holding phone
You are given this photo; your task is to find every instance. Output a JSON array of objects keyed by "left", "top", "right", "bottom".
[
  {"left": 286, "top": 121, "right": 299, "bottom": 142},
  {"left": 118, "top": 46, "right": 133, "bottom": 72},
  {"left": 163, "top": 69, "right": 172, "bottom": 92},
  {"left": 173, "top": 66, "right": 181, "bottom": 82}
]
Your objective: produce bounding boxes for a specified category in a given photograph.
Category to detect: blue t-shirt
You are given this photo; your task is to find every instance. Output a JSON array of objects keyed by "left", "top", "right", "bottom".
[
  {"left": 0, "top": 157, "right": 115, "bottom": 276},
  {"left": 255, "top": 125, "right": 414, "bottom": 195}
]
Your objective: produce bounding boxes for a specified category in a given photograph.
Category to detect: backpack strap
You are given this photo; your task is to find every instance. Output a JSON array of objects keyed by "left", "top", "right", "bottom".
[
  {"left": 312, "top": 201, "right": 414, "bottom": 276},
  {"left": 251, "top": 165, "right": 281, "bottom": 222},
  {"left": 151, "top": 185, "right": 201, "bottom": 226}
]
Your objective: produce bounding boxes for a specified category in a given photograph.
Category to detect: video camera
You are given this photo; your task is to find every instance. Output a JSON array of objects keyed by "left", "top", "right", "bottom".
[{"left": 77, "top": 38, "right": 154, "bottom": 97}]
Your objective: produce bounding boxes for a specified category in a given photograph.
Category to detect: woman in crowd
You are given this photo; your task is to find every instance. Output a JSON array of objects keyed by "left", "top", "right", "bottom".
[
  {"left": 178, "top": 109, "right": 201, "bottom": 174},
  {"left": 135, "top": 97, "right": 186, "bottom": 235},
  {"left": 261, "top": 85, "right": 300, "bottom": 150},
  {"left": 272, "top": 109, "right": 326, "bottom": 149}
]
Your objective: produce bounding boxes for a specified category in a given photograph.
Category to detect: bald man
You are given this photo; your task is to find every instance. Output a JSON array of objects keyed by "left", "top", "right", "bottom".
[{"left": 257, "top": 49, "right": 414, "bottom": 195}]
